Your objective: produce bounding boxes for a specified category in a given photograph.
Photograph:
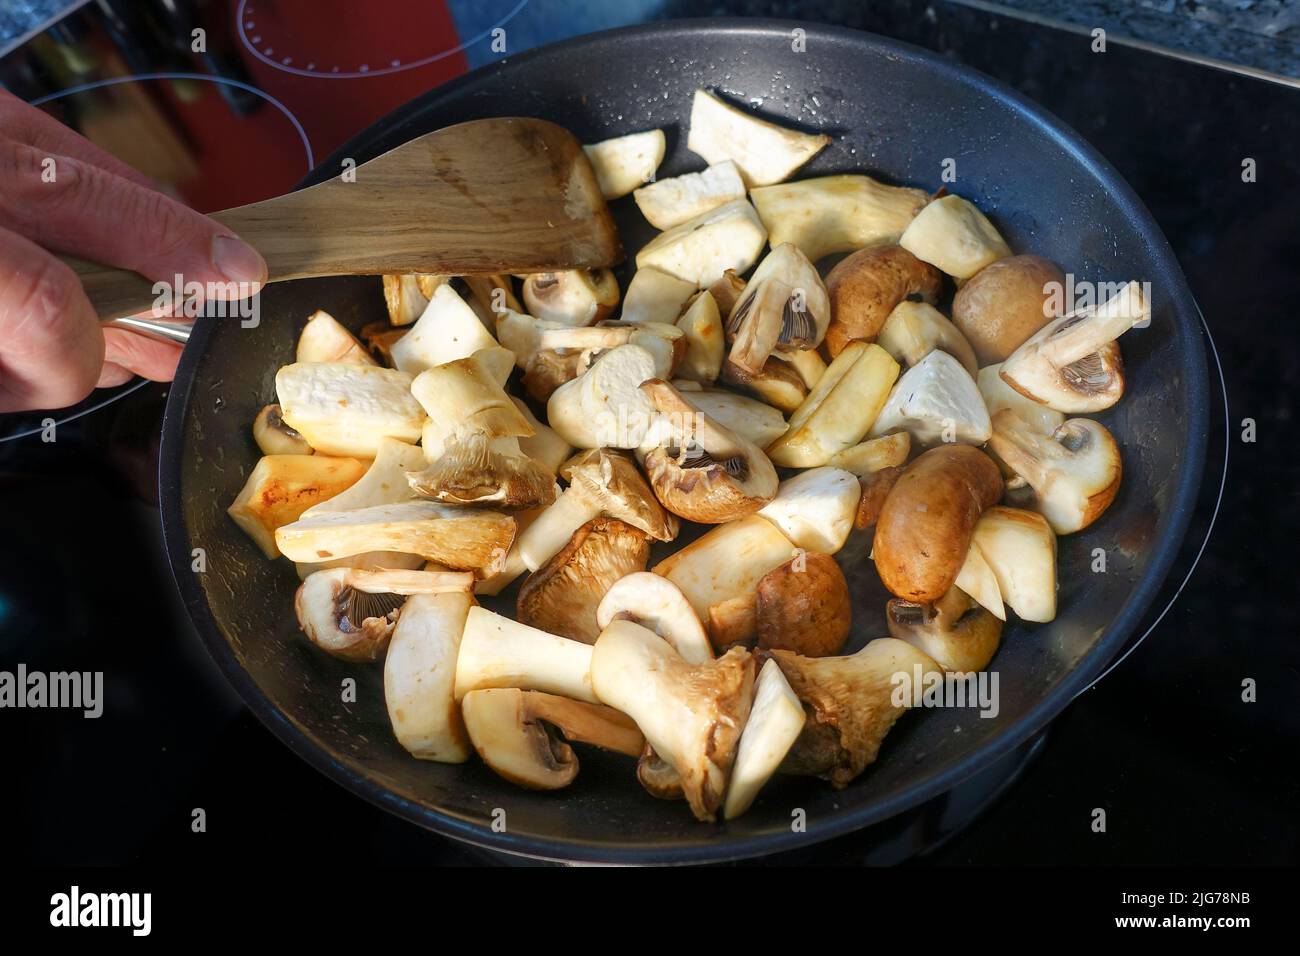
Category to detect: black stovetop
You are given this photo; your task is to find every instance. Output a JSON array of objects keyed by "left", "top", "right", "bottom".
[{"left": 2, "top": 2, "right": 1296, "bottom": 865}]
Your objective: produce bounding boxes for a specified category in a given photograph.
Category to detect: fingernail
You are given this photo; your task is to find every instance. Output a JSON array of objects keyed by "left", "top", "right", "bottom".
[{"left": 212, "top": 235, "right": 267, "bottom": 284}]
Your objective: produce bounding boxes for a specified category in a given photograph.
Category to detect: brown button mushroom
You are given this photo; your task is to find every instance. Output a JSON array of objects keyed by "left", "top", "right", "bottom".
[
  {"left": 516, "top": 517, "right": 652, "bottom": 643},
  {"left": 755, "top": 552, "right": 852, "bottom": 658},
  {"left": 853, "top": 464, "right": 905, "bottom": 530},
  {"left": 822, "top": 244, "right": 944, "bottom": 358},
  {"left": 951, "top": 254, "right": 1066, "bottom": 365},
  {"left": 872, "top": 444, "right": 1003, "bottom": 604},
  {"left": 886, "top": 587, "right": 1003, "bottom": 673}
]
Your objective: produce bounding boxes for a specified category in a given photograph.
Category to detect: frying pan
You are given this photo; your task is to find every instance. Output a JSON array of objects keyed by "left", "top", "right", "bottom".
[{"left": 159, "top": 20, "right": 1208, "bottom": 863}]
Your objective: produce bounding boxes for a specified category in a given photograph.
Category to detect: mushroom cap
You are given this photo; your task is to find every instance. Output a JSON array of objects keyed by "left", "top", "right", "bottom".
[
  {"left": 516, "top": 518, "right": 652, "bottom": 643},
  {"left": 461, "top": 688, "right": 579, "bottom": 790},
  {"left": 823, "top": 244, "right": 944, "bottom": 358},
  {"left": 886, "top": 587, "right": 1003, "bottom": 672},
  {"left": 522, "top": 268, "right": 619, "bottom": 326},
  {"left": 755, "top": 552, "right": 852, "bottom": 658},
  {"left": 407, "top": 432, "right": 557, "bottom": 511},
  {"left": 565, "top": 448, "right": 679, "bottom": 541},
  {"left": 596, "top": 571, "right": 713, "bottom": 664},
  {"left": 951, "top": 254, "right": 1065, "bottom": 365},
  {"left": 294, "top": 567, "right": 403, "bottom": 662}
]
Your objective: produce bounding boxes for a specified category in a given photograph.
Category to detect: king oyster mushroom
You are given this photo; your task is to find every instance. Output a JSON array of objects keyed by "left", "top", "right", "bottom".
[
  {"left": 514, "top": 448, "right": 677, "bottom": 572},
  {"left": 972, "top": 506, "right": 1058, "bottom": 623},
  {"left": 638, "top": 379, "right": 778, "bottom": 523},
  {"left": 633, "top": 160, "right": 747, "bottom": 229},
  {"left": 875, "top": 300, "right": 979, "bottom": 377},
  {"left": 296, "top": 310, "right": 376, "bottom": 365},
  {"left": 295, "top": 567, "right": 474, "bottom": 662},
  {"left": 382, "top": 274, "right": 436, "bottom": 326},
  {"left": 622, "top": 266, "right": 698, "bottom": 326},
  {"left": 988, "top": 409, "right": 1122, "bottom": 534},
  {"left": 977, "top": 364, "right": 1065, "bottom": 437},
  {"left": 582, "top": 129, "right": 665, "bottom": 199},
  {"left": 755, "top": 466, "right": 861, "bottom": 555},
  {"left": 999, "top": 280, "right": 1150, "bottom": 413},
  {"left": 228, "top": 453, "right": 367, "bottom": 558},
  {"left": 719, "top": 356, "right": 808, "bottom": 413},
  {"left": 898, "top": 193, "right": 1011, "bottom": 281},
  {"left": 591, "top": 619, "right": 756, "bottom": 822},
  {"left": 275, "top": 363, "right": 426, "bottom": 458},
  {"left": 675, "top": 291, "right": 726, "bottom": 384},
  {"left": 516, "top": 518, "right": 652, "bottom": 643},
  {"left": 521, "top": 269, "right": 621, "bottom": 326},
  {"left": 390, "top": 284, "right": 498, "bottom": 375},
  {"left": 771, "top": 638, "right": 943, "bottom": 787},
  {"left": 454, "top": 606, "right": 599, "bottom": 703},
  {"left": 886, "top": 587, "right": 1004, "bottom": 673},
  {"left": 461, "top": 688, "right": 644, "bottom": 790},
  {"left": 595, "top": 572, "right": 713, "bottom": 665},
  {"left": 686, "top": 88, "right": 830, "bottom": 187},
  {"left": 725, "top": 243, "right": 830, "bottom": 370},
  {"left": 723, "top": 658, "right": 806, "bottom": 819},
  {"left": 635, "top": 198, "right": 768, "bottom": 288}
]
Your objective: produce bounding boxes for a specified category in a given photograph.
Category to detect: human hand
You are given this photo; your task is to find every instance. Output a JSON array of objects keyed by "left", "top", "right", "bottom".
[{"left": 0, "top": 87, "right": 267, "bottom": 413}]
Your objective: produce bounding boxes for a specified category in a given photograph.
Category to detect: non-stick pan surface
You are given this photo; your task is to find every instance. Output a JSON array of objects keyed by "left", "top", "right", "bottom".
[{"left": 160, "top": 20, "right": 1208, "bottom": 863}]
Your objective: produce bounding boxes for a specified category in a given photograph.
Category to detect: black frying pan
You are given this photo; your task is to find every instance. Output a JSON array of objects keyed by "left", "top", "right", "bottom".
[{"left": 159, "top": 20, "right": 1208, "bottom": 864}]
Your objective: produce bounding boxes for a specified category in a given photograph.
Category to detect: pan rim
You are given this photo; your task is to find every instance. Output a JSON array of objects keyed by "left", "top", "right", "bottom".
[{"left": 160, "top": 17, "right": 1209, "bottom": 865}]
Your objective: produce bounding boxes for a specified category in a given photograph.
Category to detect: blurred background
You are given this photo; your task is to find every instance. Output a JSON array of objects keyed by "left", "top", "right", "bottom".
[{"left": 0, "top": 1, "right": 1295, "bottom": 865}]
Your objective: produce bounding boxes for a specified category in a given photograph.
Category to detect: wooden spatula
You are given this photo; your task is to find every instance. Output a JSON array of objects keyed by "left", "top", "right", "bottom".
[{"left": 76, "top": 117, "right": 622, "bottom": 331}]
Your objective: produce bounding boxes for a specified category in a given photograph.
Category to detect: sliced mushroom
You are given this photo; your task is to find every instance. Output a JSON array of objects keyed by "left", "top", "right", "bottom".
[
  {"left": 772, "top": 638, "right": 943, "bottom": 787},
  {"left": 515, "top": 448, "right": 676, "bottom": 572},
  {"left": 634, "top": 159, "right": 747, "bottom": 229},
  {"left": 774, "top": 346, "right": 827, "bottom": 391},
  {"left": 296, "top": 310, "right": 376, "bottom": 365},
  {"left": 622, "top": 266, "right": 698, "bottom": 325},
  {"left": 275, "top": 363, "right": 426, "bottom": 458},
  {"left": 873, "top": 444, "right": 1003, "bottom": 604},
  {"left": 546, "top": 343, "right": 659, "bottom": 449},
  {"left": 988, "top": 410, "right": 1122, "bottom": 534},
  {"left": 977, "top": 363, "right": 1065, "bottom": 437},
  {"left": 385, "top": 588, "right": 476, "bottom": 762},
  {"left": 720, "top": 357, "right": 807, "bottom": 413},
  {"left": 707, "top": 269, "right": 747, "bottom": 317},
  {"left": 827, "top": 432, "right": 911, "bottom": 481},
  {"left": 749, "top": 174, "right": 932, "bottom": 262},
  {"left": 726, "top": 243, "right": 831, "bottom": 367},
  {"left": 454, "top": 605, "right": 599, "bottom": 703},
  {"left": 301, "top": 437, "right": 425, "bottom": 516},
  {"left": 639, "top": 379, "right": 778, "bottom": 523},
  {"left": 390, "top": 284, "right": 497, "bottom": 375},
  {"left": 382, "top": 274, "right": 433, "bottom": 326},
  {"left": 408, "top": 432, "right": 556, "bottom": 511},
  {"left": 887, "top": 587, "right": 1003, "bottom": 672},
  {"left": 496, "top": 310, "right": 567, "bottom": 369},
  {"left": 1000, "top": 280, "right": 1149, "bottom": 413},
  {"left": 253, "top": 403, "right": 312, "bottom": 456},
  {"left": 875, "top": 300, "right": 979, "bottom": 377},
  {"left": 522, "top": 269, "right": 620, "bottom": 327},
  {"left": 275, "top": 501, "right": 515, "bottom": 576},
  {"left": 723, "top": 658, "right": 806, "bottom": 819},
  {"left": 972, "top": 506, "right": 1058, "bottom": 623},
  {"left": 359, "top": 320, "right": 408, "bottom": 366},
  {"left": 653, "top": 514, "right": 798, "bottom": 650},
  {"left": 635, "top": 198, "right": 768, "bottom": 288},
  {"left": 512, "top": 397, "right": 572, "bottom": 477},
  {"left": 462, "top": 274, "right": 523, "bottom": 328},
  {"left": 953, "top": 540, "right": 1005, "bottom": 620},
  {"left": 823, "top": 244, "right": 944, "bottom": 358},
  {"left": 682, "top": 388, "right": 789, "bottom": 448},
  {"left": 755, "top": 466, "right": 861, "bottom": 555},
  {"left": 595, "top": 572, "right": 712, "bottom": 665},
  {"left": 868, "top": 349, "right": 992, "bottom": 446},
  {"left": 591, "top": 619, "right": 756, "bottom": 821},
  {"left": 293, "top": 549, "right": 425, "bottom": 582},
  {"left": 582, "top": 129, "right": 666, "bottom": 199},
  {"left": 538, "top": 321, "right": 684, "bottom": 381},
  {"left": 686, "top": 89, "right": 829, "bottom": 187},
  {"left": 766, "top": 342, "right": 901, "bottom": 468},
  {"left": 522, "top": 348, "right": 585, "bottom": 403},
  {"left": 295, "top": 567, "right": 473, "bottom": 662},
  {"left": 516, "top": 518, "right": 651, "bottom": 643},
  {"left": 675, "top": 291, "right": 725, "bottom": 384},
  {"left": 228, "top": 454, "right": 367, "bottom": 558},
  {"left": 899, "top": 193, "right": 1011, "bottom": 281},
  {"left": 755, "top": 552, "right": 852, "bottom": 658}
]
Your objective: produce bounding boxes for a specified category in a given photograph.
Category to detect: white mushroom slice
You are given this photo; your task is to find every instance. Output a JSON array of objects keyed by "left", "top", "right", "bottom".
[
  {"left": 726, "top": 243, "right": 831, "bottom": 363},
  {"left": 276, "top": 363, "right": 426, "bottom": 458},
  {"left": 749, "top": 174, "right": 931, "bottom": 262},
  {"left": 296, "top": 310, "right": 376, "bottom": 365},
  {"left": 653, "top": 514, "right": 798, "bottom": 649},
  {"left": 302, "top": 437, "right": 426, "bottom": 516},
  {"left": 274, "top": 501, "right": 516, "bottom": 575},
  {"left": 621, "top": 267, "right": 697, "bottom": 326},
  {"left": 633, "top": 159, "right": 746, "bottom": 229},
  {"left": 510, "top": 398, "right": 570, "bottom": 476},
  {"left": 756, "top": 467, "right": 860, "bottom": 555},
  {"left": 546, "top": 343, "right": 659, "bottom": 450},
  {"left": 767, "top": 342, "right": 900, "bottom": 468},
  {"left": 591, "top": 619, "right": 755, "bottom": 821},
  {"left": 496, "top": 310, "right": 566, "bottom": 368},
  {"left": 635, "top": 198, "right": 768, "bottom": 288},
  {"left": 515, "top": 448, "right": 675, "bottom": 572},
  {"left": 869, "top": 350, "right": 991, "bottom": 446},
  {"left": 826, "top": 432, "right": 911, "bottom": 480},
  {"left": 582, "top": 129, "right": 666, "bottom": 199},
  {"left": 228, "top": 454, "right": 367, "bottom": 558},
  {"left": 382, "top": 274, "right": 432, "bottom": 326},
  {"left": 253, "top": 403, "right": 312, "bottom": 456},
  {"left": 596, "top": 572, "right": 712, "bottom": 664},
  {"left": 675, "top": 291, "right": 725, "bottom": 383},
  {"left": 454, "top": 606, "right": 598, "bottom": 703},
  {"left": 389, "top": 284, "right": 498, "bottom": 375},
  {"left": 953, "top": 540, "right": 1005, "bottom": 621},
  {"left": 775, "top": 347, "right": 826, "bottom": 391},
  {"left": 899, "top": 194, "right": 1011, "bottom": 281},
  {"left": 999, "top": 280, "right": 1149, "bottom": 413},
  {"left": 972, "top": 506, "right": 1057, "bottom": 623},
  {"left": 876, "top": 300, "right": 979, "bottom": 377},
  {"left": 462, "top": 274, "right": 523, "bottom": 329},
  {"left": 410, "top": 351, "right": 533, "bottom": 439},
  {"left": 685, "top": 389, "right": 789, "bottom": 449},
  {"left": 720, "top": 355, "right": 807, "bottom": 415},
  {"left": 686, "top": 88, "right": 829, "bottom": 187},
  {"left": 294, "top": 550, "right": 424, "bottom": 581},
  {"left": 538, "top": 322, "right": 684, "bottom": 381},
  {"left": 521, "top": 269, "right": 620, "bottom": 327},
  {"left": 385, "top": 589, "right": 475, "bottom": 762},
  {"left": 988, "top": 410, "right": 1122, "bottom": 534},
  {"left": 978, "top": 363, "right": 1065, "bottom": 436},
  {"left": 723, "top": 659, "right": 805, "bottom": 820}
]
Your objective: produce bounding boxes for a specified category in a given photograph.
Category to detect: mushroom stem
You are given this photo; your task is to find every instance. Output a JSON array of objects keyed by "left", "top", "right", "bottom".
[
  {"left": 515, "top": 489, "right": 602, "bottom": 572},
  {"left": 1038, "top": 281, "right": 1148, "bottom": 367},
  {"left": 343, "top": 568, "right": 475, "bottom": 595}
]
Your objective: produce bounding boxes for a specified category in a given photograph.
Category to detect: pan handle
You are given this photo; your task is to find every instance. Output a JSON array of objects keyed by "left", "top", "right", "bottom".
[{"left": 103, "top": 315, "right": 192, "bottom": 345}]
